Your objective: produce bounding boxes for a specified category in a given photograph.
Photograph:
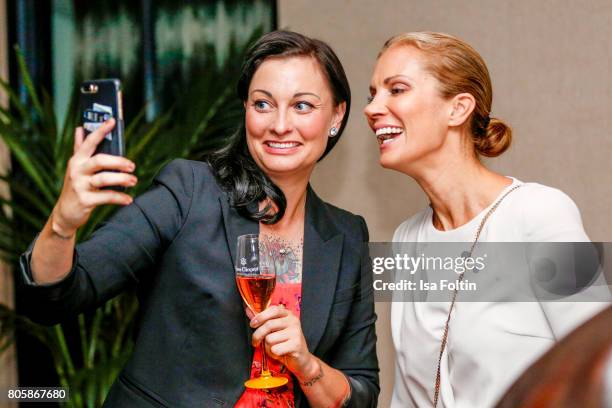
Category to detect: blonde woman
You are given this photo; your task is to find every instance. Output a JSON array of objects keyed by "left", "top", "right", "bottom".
[{"left": 364, "top": 32, "right": 607, "bottom": 407}]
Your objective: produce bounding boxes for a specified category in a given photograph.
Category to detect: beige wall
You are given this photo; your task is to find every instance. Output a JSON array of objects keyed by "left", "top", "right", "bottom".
[
  {"left": 279, "top": 1, "right": 612, "bottom": 406},
  {"left": 0, "top": 0, "right": 18, "bottom": 403}
]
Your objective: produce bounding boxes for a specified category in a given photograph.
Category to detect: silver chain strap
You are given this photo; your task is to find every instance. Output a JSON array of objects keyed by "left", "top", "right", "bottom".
[{"left": 433, "top": 184, "right": 521, "bottom": 407}]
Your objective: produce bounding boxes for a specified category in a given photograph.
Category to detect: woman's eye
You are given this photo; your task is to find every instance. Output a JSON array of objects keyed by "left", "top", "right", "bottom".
[
  {"left": 366, "top": 95, "right": 374, "bottom": 104},
  {"left": 295, "top": 102, "right": 314, "bottom": 112},
  {"left": 390, "top": 87, "right": 406, "bottom": 95},
  {"left": 253, "top": 100, "right": 270, "bottom": 110}
]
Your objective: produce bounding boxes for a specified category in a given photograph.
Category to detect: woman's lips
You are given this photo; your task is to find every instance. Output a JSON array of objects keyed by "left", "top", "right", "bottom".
[
  {"left": 263, "top": 141, "right": 302, "bottom": 154},
  {"left": 375, "top": 126, "right": 404, "bottom": 146}
]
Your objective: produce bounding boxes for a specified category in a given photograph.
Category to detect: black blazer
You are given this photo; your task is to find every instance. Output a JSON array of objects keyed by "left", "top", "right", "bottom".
[{"left": 18, "top": 159, "right": 379, "bottom": 407}]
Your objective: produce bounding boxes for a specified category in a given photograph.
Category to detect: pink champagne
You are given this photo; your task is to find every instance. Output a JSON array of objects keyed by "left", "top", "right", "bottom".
[{"left": 236, "top": 274, "right": 276, "bottom": 313}]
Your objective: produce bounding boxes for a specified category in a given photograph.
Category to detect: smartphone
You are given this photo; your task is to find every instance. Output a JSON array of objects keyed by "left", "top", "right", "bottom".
[{"left": 79, "top": 78, "right": 125, "bottom": 156}]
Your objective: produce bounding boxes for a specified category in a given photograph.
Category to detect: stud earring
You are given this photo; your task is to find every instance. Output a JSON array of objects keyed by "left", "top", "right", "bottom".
[{"left": 329, "top": 127, "right": 338, "bottom": 137}]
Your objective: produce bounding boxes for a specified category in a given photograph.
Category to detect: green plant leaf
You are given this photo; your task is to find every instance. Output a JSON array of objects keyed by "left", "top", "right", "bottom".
[
  {"left": 0, "top": 197, "right": 47, "bottom": 230},
  {"left": 0, "top": 174, "right": 52, "bottom": 216},
  {"left": 0, "top": 304, "right": 53, "bottom": 346},
  {"left": 87, "top": 308, "right": 104, "bottom": 367},
  {"left": 54, "top": 325, "right": 75, "bottom": 377},
  {"left": 0, "top": 124, "right": 57, "bottom": 205},
  {"left": 41, "top": 89, "right": 58, "bottom": 142},
  {"left": 0, "top": 76, "right": 31, "bottom": 125},
  {"left": 124, "top": 105, "right": 146, "bottom": 142},
  {"left": 126, "top": 110, "right": 171, "bottom": 159},
  {"left": 14, "top": 46, "right": 45, "bottom": 119}
]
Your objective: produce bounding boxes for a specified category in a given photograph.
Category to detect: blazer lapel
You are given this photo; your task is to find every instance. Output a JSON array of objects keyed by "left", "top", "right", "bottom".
[
  {"left": 218, "top": 196, "right": 259, "bottom": 266},
  {"left": 218, "top": 195, "right": 258, "bottom": 365},
  {"left": 301, "top": 186, "right": 343, "bottom": 353}
]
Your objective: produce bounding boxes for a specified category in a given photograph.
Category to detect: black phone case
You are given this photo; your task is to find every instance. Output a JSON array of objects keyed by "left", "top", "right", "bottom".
[{"left": 79, "top": 79, "right": 125, "bottom": 157}]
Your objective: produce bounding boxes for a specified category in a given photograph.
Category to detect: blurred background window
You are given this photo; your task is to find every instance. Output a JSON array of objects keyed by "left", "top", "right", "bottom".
[{"left": 52, "top": 0, "right": 275, "bottom": 124}]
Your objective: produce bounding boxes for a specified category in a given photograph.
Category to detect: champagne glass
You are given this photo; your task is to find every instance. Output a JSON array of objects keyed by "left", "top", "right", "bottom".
[{"left": 235, "top": 234, "right": 289, "bottom": 389}]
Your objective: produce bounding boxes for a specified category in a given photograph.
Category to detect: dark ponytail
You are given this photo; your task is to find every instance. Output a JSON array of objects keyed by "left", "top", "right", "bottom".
[{"left": 207, "top": 30, "right": 351, "bottom": 224}]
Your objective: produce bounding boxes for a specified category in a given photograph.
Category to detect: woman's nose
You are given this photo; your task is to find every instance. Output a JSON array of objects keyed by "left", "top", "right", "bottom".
[
  {"left": 363, "top": 95, "right": 387, "bottom": 119},
  {"left": 272, "top": 111, "right": 293, "bottom": 136}
]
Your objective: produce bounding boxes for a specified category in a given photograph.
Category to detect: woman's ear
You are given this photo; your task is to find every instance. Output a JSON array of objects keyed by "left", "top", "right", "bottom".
[
  {"left": 448, "top": 93, "right": 476, "bottom": 127},
  {"left": 332, "top": 102, "right": 347, "bottom": 129}
]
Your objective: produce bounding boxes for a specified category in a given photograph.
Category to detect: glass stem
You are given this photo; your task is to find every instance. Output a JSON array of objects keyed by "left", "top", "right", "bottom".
[{"left": 260, "top": 342, "right": 271, "bottom": 377}]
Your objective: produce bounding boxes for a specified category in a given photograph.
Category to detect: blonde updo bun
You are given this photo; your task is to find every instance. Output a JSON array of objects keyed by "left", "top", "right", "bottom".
[{"left": 473, "top": 117, "right": 512, "bottom": 157}]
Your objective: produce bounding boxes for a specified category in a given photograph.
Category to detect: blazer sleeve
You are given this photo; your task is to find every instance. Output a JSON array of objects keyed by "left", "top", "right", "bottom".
[
  {"left": 16, "top": 159, "right": 195, "bottom": 325},
  {"left": 328, "top": 216, "right": 380, "bottom": 407}
]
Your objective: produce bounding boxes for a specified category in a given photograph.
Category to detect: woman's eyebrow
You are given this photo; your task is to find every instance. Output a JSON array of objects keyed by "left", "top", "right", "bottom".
[
  {"left": 383, "top": 74, "right": 412, "bottom": 84},
  {"left": 249, "top": 90, "right": 321, "bottom": 101},
  {"left": 294, "top": 92, "right": 321, "bottom": 100},
  {"left": 250, "top": 89, "right": 273, "bottom": 97}
]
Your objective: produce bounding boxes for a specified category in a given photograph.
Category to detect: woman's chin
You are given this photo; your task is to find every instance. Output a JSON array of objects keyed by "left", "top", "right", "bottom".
[
  {"left": 261, "top": 161, "right": 311, "bottom": 178},
  {"left": 379, "top": 152, "right": 402, "bottom": 171}
]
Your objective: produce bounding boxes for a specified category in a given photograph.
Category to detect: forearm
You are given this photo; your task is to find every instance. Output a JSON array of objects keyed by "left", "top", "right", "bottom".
[
  {"left": 30, "top": 209, "right": 77, "bottom": 284},
  {"left": 298, "top": 356, "right": 350, "bottom": 408}
]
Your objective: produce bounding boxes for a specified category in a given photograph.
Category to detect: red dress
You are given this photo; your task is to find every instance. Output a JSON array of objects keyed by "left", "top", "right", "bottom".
[{"left": 235, "top": 282, "right": 302, "bottom": 408}]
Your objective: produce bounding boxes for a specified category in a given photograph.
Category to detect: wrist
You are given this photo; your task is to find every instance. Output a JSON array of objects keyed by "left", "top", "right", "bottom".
[
  {"left": 339, "top": 374, "right": 352, "bottom": 407},
  {"left": 50, "top": 209, "right": 76, "bottom": 239},
  {"left": 297, "top": 355, "right": 323, "bottom": 387}
]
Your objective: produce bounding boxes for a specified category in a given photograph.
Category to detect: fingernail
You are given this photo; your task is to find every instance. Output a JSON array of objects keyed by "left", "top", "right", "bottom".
[{"left": 250, "top": 319, "right": 258, "bottom": 327}]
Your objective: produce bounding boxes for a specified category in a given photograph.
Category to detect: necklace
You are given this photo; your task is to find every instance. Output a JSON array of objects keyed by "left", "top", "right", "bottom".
[{"left": 433, "top": 184, "right": 521, "bottom": 407}]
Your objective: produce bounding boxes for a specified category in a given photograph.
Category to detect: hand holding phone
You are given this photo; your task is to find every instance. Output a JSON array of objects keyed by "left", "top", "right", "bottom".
[{"left": 49, "top": 80, "right": 135, "bottom": 238}]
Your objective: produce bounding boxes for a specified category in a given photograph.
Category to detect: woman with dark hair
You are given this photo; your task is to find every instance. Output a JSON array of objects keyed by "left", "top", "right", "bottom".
[{"left": 18, "top": 30, "right": 379, "bottom": 407}]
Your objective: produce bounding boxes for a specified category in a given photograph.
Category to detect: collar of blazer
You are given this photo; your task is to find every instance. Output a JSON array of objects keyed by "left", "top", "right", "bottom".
[{"left": 218, "top": 184, "right": 344, "bottom": 354}]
